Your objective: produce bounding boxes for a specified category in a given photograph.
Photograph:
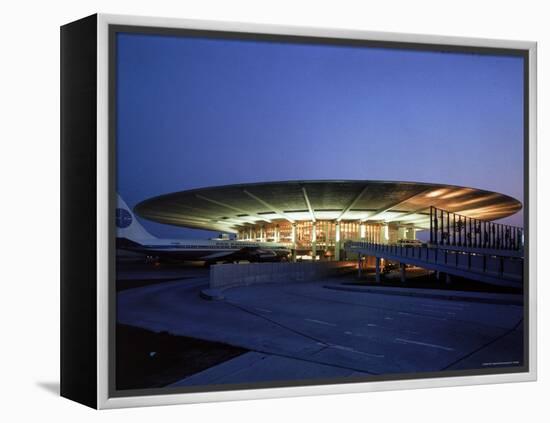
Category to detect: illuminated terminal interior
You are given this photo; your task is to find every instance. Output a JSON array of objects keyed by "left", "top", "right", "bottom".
[
  {"left": 236, "top": 220, "right": 412, "bottom": 260},
  {"left": 135, "top": 180, "right": 522, "bottom": 260}
]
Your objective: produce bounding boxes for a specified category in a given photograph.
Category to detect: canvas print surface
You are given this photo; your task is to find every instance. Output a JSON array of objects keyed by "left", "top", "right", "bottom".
[{"left": 113, "top": 29, "right": 526, "bottom": 394}]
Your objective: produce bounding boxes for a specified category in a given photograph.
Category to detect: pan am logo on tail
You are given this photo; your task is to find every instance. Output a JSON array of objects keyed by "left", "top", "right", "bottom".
[
  {"left": 116, "top": 208, "right": 133, "bottom": 228},
  {"left": 117, "top": 194, "right": 156, "bottom": 242}
]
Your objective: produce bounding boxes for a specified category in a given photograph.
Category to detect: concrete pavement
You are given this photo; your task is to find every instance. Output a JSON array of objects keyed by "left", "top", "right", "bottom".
[{"left": 117, "top": 274, "right": 524, "bottom": 387}]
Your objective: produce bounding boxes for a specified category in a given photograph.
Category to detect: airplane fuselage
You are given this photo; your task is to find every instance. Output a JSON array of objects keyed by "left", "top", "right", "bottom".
[{"left": 116, "top": 237, "right": 291, "bottom": 263}]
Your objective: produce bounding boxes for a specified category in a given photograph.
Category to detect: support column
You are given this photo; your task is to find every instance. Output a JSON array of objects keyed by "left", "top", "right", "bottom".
[
  {"left": 453, "top": 213, "right": 456, "bottom": 246},
  {"left": 446, "top": 211, "right": 450, "bottom": 245},
  {"left": 380, "top": 224, "right": 388, "bottom": 244},
  {"left": 357, "top": 253, "right": 362, "bottom": 279},
  {"left": 375, "top": 257, "right": 381, "bottom": 283},
  {"left": 335, "top": 222, "right": 341, "bottom": 261},
  {"left": 360, "top": 223, "right": 366, "bottom": 240},
  {"left": 398, "top": 226, "right": 407, "bottom": 241},
  {"left": 274, "top": 225, "right": 280, "bottom": 243},
  {"left": 441, "top": 211, "right": 446, "bottom": 245},
  {"left": 430, "top": 206, "right": 433, "bottom": 243},
  {"left": 434, "top": 209, "right": 439, "bottom": 245},
  {"left": 291, "top": 223, "right": 297, "bottom": 262},
  {"left": 311, "top": 222, "right": 317, "bottom": 261},
  {"left": 400, "top": 263, "right": 406, "bottom": 283}
]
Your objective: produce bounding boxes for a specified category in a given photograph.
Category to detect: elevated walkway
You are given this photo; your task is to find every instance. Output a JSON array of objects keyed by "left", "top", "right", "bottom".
[{"left": 345, "top": 241, "right": 523, "bottom": 288}]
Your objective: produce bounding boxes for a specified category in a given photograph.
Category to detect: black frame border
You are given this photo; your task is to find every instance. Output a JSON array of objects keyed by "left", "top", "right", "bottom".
[{"left": 60, "top": 14, "right": 98, "bottom": 409}]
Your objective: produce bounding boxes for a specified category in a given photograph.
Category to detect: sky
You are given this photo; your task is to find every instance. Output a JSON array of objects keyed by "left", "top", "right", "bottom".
[{"left": 116, "top": 32, "right": 525, "bottom": 239}]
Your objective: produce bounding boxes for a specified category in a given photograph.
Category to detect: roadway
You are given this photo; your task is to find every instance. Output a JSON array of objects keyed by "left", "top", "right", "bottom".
[{"left": 117, "top": 271, "right": 524, "bottom": 387}]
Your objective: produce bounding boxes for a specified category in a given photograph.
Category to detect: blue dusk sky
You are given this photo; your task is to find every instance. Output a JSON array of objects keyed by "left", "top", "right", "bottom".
[{"left": 116, "top": 32, "right": 525, "bottom": 239}]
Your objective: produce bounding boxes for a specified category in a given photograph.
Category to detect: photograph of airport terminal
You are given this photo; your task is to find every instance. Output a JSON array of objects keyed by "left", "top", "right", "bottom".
[{"left": 114, "top": 30, "right": 525, "bottom": 392}]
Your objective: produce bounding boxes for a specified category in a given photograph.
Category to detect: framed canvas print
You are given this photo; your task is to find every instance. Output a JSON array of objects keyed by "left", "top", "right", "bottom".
[{"left": 60, "top": 13, "right": 537, "bottom": 409}]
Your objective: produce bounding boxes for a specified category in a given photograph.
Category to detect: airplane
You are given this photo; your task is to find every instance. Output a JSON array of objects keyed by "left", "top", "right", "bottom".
[{"left": 116, "top": 194, "right": 291, "bottom": 265}]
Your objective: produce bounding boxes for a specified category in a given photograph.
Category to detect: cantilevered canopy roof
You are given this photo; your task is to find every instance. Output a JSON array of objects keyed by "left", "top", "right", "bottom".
[{"left": 134, "top": 180, "right": 522, "bottom": 233}]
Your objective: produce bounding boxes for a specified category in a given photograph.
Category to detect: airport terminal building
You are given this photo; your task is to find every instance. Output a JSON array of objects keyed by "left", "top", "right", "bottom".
[{"left": 134, "top": 180, "right": 522, "bottom": 261}]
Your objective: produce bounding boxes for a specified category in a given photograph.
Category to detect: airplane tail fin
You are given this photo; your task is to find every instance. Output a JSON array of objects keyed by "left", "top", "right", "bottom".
[{"left": 116, "top": 194, "right": 156, "bottom": 242}]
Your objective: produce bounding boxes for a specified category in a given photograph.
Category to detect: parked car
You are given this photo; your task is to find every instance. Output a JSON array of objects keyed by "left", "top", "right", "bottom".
[{"left": 383, "top": 262, "right": 399, "bottom": 273}]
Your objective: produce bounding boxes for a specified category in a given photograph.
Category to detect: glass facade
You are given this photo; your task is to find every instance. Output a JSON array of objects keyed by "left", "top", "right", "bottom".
[{"left": 237, "top": 219, "right": 399, "bottom": 259}]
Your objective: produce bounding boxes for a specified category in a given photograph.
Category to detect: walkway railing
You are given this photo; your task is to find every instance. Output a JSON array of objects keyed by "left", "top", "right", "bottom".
[
  {"left": 429, "top": 206, "right": 523, "bottom": 251},
  {"left": 345, "top": 241, "right": 523, "bottom": 288}
]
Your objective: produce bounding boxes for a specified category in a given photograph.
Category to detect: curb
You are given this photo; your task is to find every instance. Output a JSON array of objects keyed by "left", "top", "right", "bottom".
[
  {"left": 200, "top": 288, "right": 225, "bottom": 301},
  {"left": 323, "top": 284, "right": 523, "bottom": 306}
]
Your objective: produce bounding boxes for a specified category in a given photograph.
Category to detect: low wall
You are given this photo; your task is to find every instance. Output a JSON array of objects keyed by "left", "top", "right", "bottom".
[{"left": 210, "top": 261, "right": 356, "bottom": 290}]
